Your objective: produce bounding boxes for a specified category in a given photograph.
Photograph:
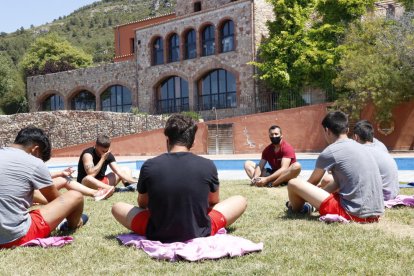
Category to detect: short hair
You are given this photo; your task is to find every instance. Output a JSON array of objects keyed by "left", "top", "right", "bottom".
[
  {"left": 96, "top": 134, "right": 111, "bottom": 148},
  {"left": 321, "top": 111, "right": 348, "bottom": 136},
  {"left": 269, "top": 125, "right": 282, "bottom": 134},
  {"left": 353, "top": 120, "right": 374, "bottom": 143},
  {"left": 14, "top": 126, "right": 51, "bottom": 162},
  {"left": 164, "top": 114, "right": 198, "bottom": 149}
]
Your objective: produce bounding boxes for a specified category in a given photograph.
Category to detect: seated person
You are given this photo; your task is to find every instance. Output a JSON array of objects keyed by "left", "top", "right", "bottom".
[
  {"left": 33, "top": 167, "right": 115, "bottom": 204},
  {"left": 353, "top": 120, "right": 399, "bottom": 201},
  {"left": 287, "top": 111, "right": 384, "bottom": 222},
  {"left": 356, "top": 120, "right": 388, "bottom": 152},
  {"left": 0, "top": 127, "right": 87, "bottom": 249},
  {"left": 77, "top": 135, "right": 136, "bottom": 190},
  {"left": 112, "top": 114, "right": 247, "bottom": 242},
  {"left": 244, "top": 125, "right": 301, "bottom": 187}
]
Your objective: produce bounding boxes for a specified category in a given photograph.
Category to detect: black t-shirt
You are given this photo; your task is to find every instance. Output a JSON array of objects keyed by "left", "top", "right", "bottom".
[
  {"left": 138, "top": 152, "right": 219, "bottom": 243},
  {"left": 76, "top": 147, "right": 116, "bottom": 182}
]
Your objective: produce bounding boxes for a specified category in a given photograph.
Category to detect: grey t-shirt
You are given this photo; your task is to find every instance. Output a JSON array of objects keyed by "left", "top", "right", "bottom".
[
  {"left": 364, "top": 144, "right": 399, "bottom": 201},
  {"left": 316, "top": 139, "right": 384, "bottom": 218},
  {"left": 0, "top": 147, "right": 53, "bottom": 244},
  {"left": 373, "top": 138, "right": 388, "bottom": 153}
]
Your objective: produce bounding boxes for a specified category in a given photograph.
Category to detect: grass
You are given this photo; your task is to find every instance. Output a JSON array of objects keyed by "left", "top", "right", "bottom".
[{"left": 0, "top": 181, "right": 413, "bottom": 275}]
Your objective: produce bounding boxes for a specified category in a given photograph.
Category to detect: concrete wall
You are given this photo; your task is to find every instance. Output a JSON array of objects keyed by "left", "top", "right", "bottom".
[
  {"left": 361, "top": 101, "right": 414, "bottom": 151},
  {"left": 51, "top": 101, "right": 414, "bottom": 157},
  {"left": 0, "top": 111, "right": 168, "bottom": 150}
]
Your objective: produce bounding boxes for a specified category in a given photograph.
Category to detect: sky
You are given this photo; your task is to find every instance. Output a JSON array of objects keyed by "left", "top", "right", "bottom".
[{"left": 0, "top": 0, "right": 100, "bottom": 33}]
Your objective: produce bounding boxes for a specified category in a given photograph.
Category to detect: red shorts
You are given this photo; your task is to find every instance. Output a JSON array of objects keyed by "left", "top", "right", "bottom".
[
  {"left": 131, "top": 209, "right": 227, "bottom": 237},
  {"left": 320, "top": 193, "right": 380, "bottom": 223},
  {"left": 0, "top": 210, "right": 51, "bottom": 249},
  {"left": 97, "top": 176, "right": 110, "bottom": 185}
]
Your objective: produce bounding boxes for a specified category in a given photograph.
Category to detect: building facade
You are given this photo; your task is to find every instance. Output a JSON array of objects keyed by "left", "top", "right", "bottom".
[
  {"left": 26, "top": 0, "right": 403, "bottom": 119},
  {"left": 27, "top": 0, "right": 275, "bottom": 119}
]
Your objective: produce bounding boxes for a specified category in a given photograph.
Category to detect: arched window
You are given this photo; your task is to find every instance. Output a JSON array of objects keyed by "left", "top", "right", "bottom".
[
  {"left": 71, "top": 90, "right": 96, "bottom": 111},
  {"left": 185, "top": 29, "right": 196, "bottom": 59},
  {"left": 168, "top": 34, "right": 180, "bottom": 63},
  {"left": 157, "top": 76, "right": 189, "bottom": 114},
  {"left": 42, "top": 94, "right": 64, "bottom": 111},
  {"left": 101, "top": 85, "right": 132, "bottom": 112},
  {"left": 152, "top": 37, "right": 164, "bottom": 65},
  {"left": 198, "top": 69, "right": 236, "bottom": 110},
  {"left": 220, "top": 20, "right": 234, "bottom": 53},
  {"left": 202, "top": 25, "right": 215, "bottom": 56}
]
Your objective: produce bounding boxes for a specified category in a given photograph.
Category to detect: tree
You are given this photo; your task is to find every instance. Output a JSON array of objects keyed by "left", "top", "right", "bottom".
[
  {"left": 0, "top": 53, "right": 27, "bottom": 114},
  {"left": 334, "top": 12, "right": 414, "bottom": 122},
  {"left": 398, "top": 0, "right": 414, "bottom": 11},
  {"left": 251, "top": 0, "right": 316, "bottom": 108},
  {"left": 0, "top": 53, "right": 14, "bottom": 98},
  {"left": 20, "top": 33, "right": 93, "bottom": 78},
  {"left": 253, "top": 0, "right": 375, "bottom": 107}
]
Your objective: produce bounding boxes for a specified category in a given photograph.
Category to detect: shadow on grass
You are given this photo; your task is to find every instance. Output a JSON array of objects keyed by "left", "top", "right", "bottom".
[
  {"left": 279, "top": 211, "right": 320, "bottom": 222},
  {"left": 104, "top": 233, "right": 125, "bottom": 244}
]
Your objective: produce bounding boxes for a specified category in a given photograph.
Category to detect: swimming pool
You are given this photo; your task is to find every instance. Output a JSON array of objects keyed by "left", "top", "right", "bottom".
[{"left": 48, "top": 157, "right": 414, "bottom": 171}]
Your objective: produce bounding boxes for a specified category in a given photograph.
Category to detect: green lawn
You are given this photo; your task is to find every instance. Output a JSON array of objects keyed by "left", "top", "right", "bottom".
[{"left": 1, "top": 181, "right": 413, "bottom": 275}]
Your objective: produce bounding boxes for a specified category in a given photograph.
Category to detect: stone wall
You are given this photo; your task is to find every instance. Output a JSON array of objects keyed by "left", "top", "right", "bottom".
[
  {"left": 26, "top": 61, "right": 138, "bottom": 111},
  {"left": 253, "top": 0, "right": 274, "bottom": 52},
  {"left": 0, "top": 111, "right": 168, "bottom": 149},
  {"left": 135, "top": 0, "right": 256, "bottom": 114},
  {"left": 175, "top": 0, "right": 235, "bottom": 16}
]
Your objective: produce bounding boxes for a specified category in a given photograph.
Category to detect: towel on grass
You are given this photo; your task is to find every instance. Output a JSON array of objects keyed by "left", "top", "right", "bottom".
[
  {"left": 319, "top": 214, "right": 350, "bottom": 224},
  {"left": 384, "top": 195, "right": 414, "bottom": 208},
  {"left": 117, "top": 228, "right": 263, "bottom": 262},
  {"left": 21, "top": 236, "right": 73, "bottom": 248}
]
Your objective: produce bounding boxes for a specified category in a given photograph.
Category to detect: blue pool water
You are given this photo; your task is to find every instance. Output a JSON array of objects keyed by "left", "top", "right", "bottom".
[
  {"left": 48, "top": 157, "right": 414, "bottom": 171},
  {"left": 131, "top": 158, "right": 414, "bottom": 171}
]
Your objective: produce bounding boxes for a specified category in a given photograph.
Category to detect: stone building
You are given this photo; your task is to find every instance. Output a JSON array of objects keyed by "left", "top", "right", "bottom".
[
  {"left": 27, "top": 0, "right": 275, "bottom": 119},
  {"left": 26, "top": 0, "right": 403, "bottom": 119}
]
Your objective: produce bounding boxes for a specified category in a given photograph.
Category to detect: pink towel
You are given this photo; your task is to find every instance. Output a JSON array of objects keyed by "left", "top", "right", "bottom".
[
  {"left": 319, "top": 214, "right": 350, "bottom": 224},
  {"left": 21, "top": 236, "right": 74, "bottom": 248},
  {"left": 117, "top": 228, "right": 263, "bottom": 261},
  {"left": 385, "top": 195, "right": 414, "bottom": 208}
]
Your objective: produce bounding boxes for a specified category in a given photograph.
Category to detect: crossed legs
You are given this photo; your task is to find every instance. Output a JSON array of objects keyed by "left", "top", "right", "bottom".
[
  {"left": 82, "top": 167, "right": 133, "bottom": 190},
  {"left": 244, "top": 161, "right": 302, "bottom": 187},
  {"left": 33, "top": 177, "right": 113, "bottom": 205},
  {"left": 287, "top": 178, "right": 330, "bottom": 212},
  {"left": 39, "top": 190, "right": 85, "bottom": 230},
  {"left": 111, "top": 195, "right": 247, "bottom": 233}
]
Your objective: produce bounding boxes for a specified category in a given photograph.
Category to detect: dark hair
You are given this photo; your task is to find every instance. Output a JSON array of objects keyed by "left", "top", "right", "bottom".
[
  {"left": 164, "top": 114, "right": 198, "bottom": 149},
  {"left": 321, "top": 111, "right": 348, "bottom": 136},
  {"left": 353, "top": 120, "right": 374, "bottom": 143},
  {"left": 269, "top": 125, "right": 282, "bottom": 134},
  {"left": 96, "top": 134, "right": 111, "bottom": 148},
  {"left": 14, "top": 126, "right": 51, "bottom": 162}
]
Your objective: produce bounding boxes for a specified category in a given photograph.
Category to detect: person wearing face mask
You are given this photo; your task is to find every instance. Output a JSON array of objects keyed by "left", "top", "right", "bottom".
[{"left": 244, "top": 125, "right": 301, "bottom": 187}]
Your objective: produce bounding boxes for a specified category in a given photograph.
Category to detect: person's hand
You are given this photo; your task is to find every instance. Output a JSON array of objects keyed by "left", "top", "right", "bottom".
[
  {"left": 62, "top": 167, "right": 75, "bottom": 177},
  {"left": 102, "top": 148, "right": 111, "bottom": 160},
  {"left": 252, "top": 177, "right": 267, "bottom": 187}
]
